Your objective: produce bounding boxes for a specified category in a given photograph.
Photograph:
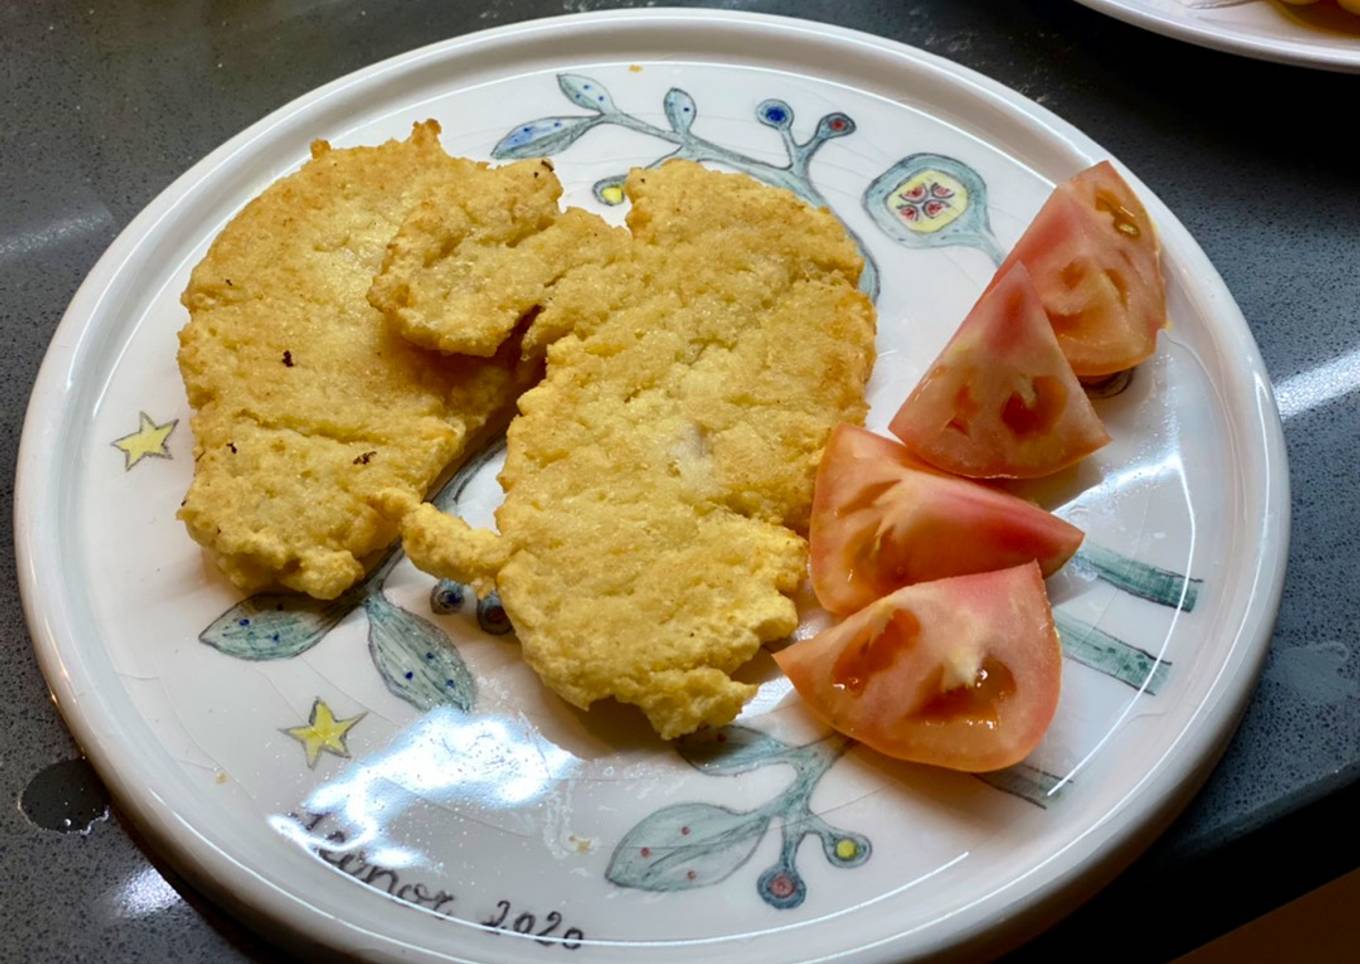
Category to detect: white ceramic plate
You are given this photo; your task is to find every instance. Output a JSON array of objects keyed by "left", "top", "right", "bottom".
[
  {"left": 16, "top": 9, "right": 1288, "bottom": 962},
  {"left": 1075, "top": 0, "right": 1360, "bottom": 71}
]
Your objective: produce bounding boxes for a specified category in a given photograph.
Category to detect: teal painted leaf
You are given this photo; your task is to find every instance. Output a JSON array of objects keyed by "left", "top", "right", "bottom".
[
  {"left": 1056, "top": 610, "right": 1170, "bottom": 694},
  {"left": 676, "top": 725, "right": 793, "bottom": 775},
  {"left": 492, "top": 115, "right": 600, "bottom": 160},
  {"left": 364, "top": 593, "right": 475, "bottom": 712},
  {"left": 200, "top": 592, "right": 353, "bottom": 660},
  {"left": 607, "top": 803, "right": 770, "bottom": 892},
  {"left": 558, "top": 74, "right": 615, "bottom": 113},
  {"left": 663, "top": 88, "right": 696, "bottom": 133},
  {"left": 1073, "top": 545, "right": 1201, "bottom": 612},
  {"left": 976, "top": 763, "right": 1069, "bottom": 808}
]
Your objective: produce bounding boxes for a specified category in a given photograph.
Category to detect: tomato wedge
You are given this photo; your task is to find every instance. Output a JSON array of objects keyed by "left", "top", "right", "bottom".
[
  {"left": 810, "top": 424, "right": 1083, "bottom": 615},
  {"left": 890, "top": 263, "right": 1109, "bottom": 478},
  {"left": 995, "top": 161, "right": 1166, "bottom": 377},
  {"left": 774, "top": 562, "right": 1061, "bottom": 772}
]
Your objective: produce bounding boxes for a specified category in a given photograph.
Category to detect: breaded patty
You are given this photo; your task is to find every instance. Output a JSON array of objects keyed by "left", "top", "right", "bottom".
[
  {"left": 385, "top": 161, "right": 877, "bottom": 737},
  {"left": 177, "top": 121, "right": 554, "bottom": 599},
  {"left": 370, "top": 200, "right": 630, "bottom": 357}
]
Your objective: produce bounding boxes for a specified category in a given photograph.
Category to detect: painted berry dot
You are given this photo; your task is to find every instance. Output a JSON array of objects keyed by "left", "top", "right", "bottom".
[
  {"left": 768, "top": 874, "right": 795, "bottom": 898},
  {"left": 271, "top": 633, "right": 280, "bottom": 642},
  {"left": 680, "top": 826, "right": 691, "bottom": 836},
  {"left": 830, "top": 118, "right": 846, "bottom": 131},
  {"left": 445, "top": 679, "right": 456, "bottom": 687},
  {"left": 238, "top": 618, "right": 250, "bottom": 627},
  {"left": 640, "top": 847, "right": 651, "bottom": 857},
  {"left": 477, "top": 593, "right": 513, "bottom": 635},
  {"left": 404, "top": 671, "right": 414, "bottom": 681},
  {"left": 426, "top": 652, "right": 434, "bottom": 660},
  {"left": 835, "top": 839, "right": 858, "bottom": 860},
  {"left": 686, "top": 870, "right": 697, "bottom": 881}
]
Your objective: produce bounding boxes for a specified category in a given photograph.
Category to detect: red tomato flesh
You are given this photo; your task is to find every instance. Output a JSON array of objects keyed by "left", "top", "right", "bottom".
[
  {"left": 810, "top": 424, "right": 1084, "bottom": 615},
  {"left": 995, "top": 161, "right": 1166, "bottom": 377},
  {"left": 890, "top": 263, "right": 1109, "bottom": 478},
  {"left": 775, "top": 562, "right": 1061, "bottom": 772}
]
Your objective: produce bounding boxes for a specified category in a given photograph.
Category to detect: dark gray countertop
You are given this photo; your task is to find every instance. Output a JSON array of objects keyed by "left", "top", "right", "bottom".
[{"left": 2, "top": 1, "right": 1358, "bottom": 960}]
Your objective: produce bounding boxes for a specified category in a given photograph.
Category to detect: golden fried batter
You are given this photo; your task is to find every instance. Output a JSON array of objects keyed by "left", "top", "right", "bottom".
[
  {"left": 370, "top": 198, "right": 630, "bottom": 357},
  {"left": 177, "top": 121, "right": 552, "bottom": 599},
  {"left": 386, "top": 161, "right": 876, "bottom": 737}
]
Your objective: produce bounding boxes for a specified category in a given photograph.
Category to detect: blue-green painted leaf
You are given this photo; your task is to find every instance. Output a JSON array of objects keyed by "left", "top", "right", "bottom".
[
  {"left": 200, "top": 592, "right": 353, "bottom": 660},
  {"left": 676, "top": 725, "right": 793, "bottom": 775},
  {"left": 756, "top": 98, "right": 794, "bottom": 131},
  {"left": 364, "top": 593, "right": 475, "bottom": 712},
  {"left": 1073, "top": 544, "right": 1201, "bottom": 612},
  {"left": 558, "top": 74, "right": 615, "bottom": 113},
  {"left": 491, "top": 115, "right": 600, "bottom": 160},
  {"left": 977, "top": 763, "right": 1069, "bottom": 809},
  {"left": 607, "top": 803, "right": 769, "bottom": 892},
  {"left": 1056, "top": 610, "right": 1169, "bottom": 694},
  {"left": 663, "top": 88, "right": 696, "bottom": 133}
]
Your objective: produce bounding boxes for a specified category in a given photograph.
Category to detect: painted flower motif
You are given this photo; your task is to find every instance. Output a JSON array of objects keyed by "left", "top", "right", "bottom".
[{"left": 895, "top": 180, "right": 955, "bottom": 224}]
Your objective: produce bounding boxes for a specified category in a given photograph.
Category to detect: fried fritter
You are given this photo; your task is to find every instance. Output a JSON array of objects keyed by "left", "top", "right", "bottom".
[
  {"left": 369, "top": 200, "right": 630, "bottom": 357},
  {"left": 384, "top": 161, "right": 876, "bottom": 737},
  {"left": 177, "top": 121, "right": 555, "bottom": 599}
]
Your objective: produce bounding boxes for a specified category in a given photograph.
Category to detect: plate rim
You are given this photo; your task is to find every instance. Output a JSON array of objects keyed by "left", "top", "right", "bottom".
[
  {"left": 14, "top": 7, "right": 1291, "bottom": 961},
  {"left": 1073, "top": 0, "right": 1360, "bottom": 72}
]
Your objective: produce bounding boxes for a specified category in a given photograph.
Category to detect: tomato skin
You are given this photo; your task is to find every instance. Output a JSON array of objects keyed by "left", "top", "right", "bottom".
[
  {"left": 890, "top": 263, "right": 1109, "bottom": 479},
  {"left": 995, "top": 161, "right": 1166, "bottom": 377},
  {"left": 810, "top": 424, "right": 1083, "bottom": 615},
  {"left": 775, "top": 562, "right": 1062, "bottom": 772}
]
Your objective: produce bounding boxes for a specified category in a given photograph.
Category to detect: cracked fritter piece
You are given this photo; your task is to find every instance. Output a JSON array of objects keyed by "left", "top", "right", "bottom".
[
  {"left": 385, "top": 161, "right": 877, "bottom": 737},
  {"left": 369, "top": 191, "right": 631, "bottom": 357},
  {"left": 177, "top": 121, "right": 551, "bottom": 599}
]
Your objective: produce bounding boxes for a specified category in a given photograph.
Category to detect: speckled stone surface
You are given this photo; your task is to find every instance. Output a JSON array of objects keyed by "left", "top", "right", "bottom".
[{"left": 2, "top": 1, "right": 1357, "bottom": 960}]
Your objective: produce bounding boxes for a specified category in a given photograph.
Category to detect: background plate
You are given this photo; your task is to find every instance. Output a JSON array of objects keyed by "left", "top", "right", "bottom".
[
  {"left": 15, "top": 9, "right": 1288, "bottom": 963},
  {"left": 1074, "top": 0, "right": 1360, "bottom": 72}
]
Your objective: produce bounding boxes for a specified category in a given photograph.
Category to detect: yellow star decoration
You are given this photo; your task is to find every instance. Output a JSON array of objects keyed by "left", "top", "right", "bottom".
[
  {"left": 111, "top": 411, "right": 177, "bottom": 470},
  {"left": 282, "top": 698, "right": 366, "bottom": 769}
]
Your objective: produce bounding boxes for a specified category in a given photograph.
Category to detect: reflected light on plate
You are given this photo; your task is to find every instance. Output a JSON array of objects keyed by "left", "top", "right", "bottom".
[
  {"left": 1273, "top": 347, "right": 1360, "bottom": 420},
  {"left": 1071, "top": 446, "right": 1186, "bottom": 507},
  {"left": 270, "top": 708, "right": 578, "bottom": 866}
]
